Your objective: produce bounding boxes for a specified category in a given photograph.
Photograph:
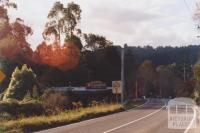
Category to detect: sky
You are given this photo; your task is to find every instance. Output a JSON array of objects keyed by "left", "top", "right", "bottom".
[{"left": 8, "top": 0, "right": 200, "bottom": 49}]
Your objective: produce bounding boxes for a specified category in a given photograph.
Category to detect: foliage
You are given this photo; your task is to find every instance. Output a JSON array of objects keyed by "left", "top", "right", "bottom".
[
  {"left": 22, "top": 90, "right": 32, "bottom": 102},
  {"left": 0, "top": 104, "right": 123, "bottom": 132},
  {"left": 0, "top": 0, "right": 33, "bottom": 64},
  {"left": 0, "top": 100, "right": 44, "bottom": 119},
  {"left": 124, "top": 100, "right": 145, "bottom": 110},
  {"left": 72, "top": 101, "right": 83, "bottom": 109},
  {"left": 0, "top": 14, "right": 33, "bottom": 61},
  {"left": 84, "top": 33, "right": 113, "bottom": 51},
  {"left": 156, "top": 65, "right": 181, "bottom": 97},
  {"left": 0, "top": 58, "right": 18, "bottom": 93},
  {"left": 192, "top": 64, "right": 200, "bottom": 103},
  {"left": 41, "top": 90, "right": 70, "bottom": 115},
  {"left": 43, "top": 1, "right": 82, "bottom": 48},
  {"left": 34, "top": 41, "right": 80, "bottom": 70},
  {"left": 3, "top": 64, "right": 36, "bottom": 101},
  {"left": 90, "top": 100, "right": 101, "bottom": 107},
  {"left": 193, "top": 64, "right": 200, "bottom": 81},
  {"left": 32, "top": 85, "right": 40, "bottom": 100},
  {"left": 138, "top": 60, "right": 157, "bottom": 97},
  {"left": 65, "top": 34, "right": 83, "bottom": 50}
]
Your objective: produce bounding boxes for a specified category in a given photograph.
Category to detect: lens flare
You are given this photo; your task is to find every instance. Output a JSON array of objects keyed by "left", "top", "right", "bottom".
[{"left": 34, "top": 41, "right": 80, "bottom": 71}]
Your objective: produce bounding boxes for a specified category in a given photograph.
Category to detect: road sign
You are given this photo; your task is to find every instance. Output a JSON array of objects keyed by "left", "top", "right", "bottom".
[
  {"left": 112, "top": 81, "right": 121, "bottom": 94},
  {"left": 0, "top": 70, "right": 6, "bottom": 82}
]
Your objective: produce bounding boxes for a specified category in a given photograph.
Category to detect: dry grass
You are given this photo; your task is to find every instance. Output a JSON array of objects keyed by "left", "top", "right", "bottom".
[{"left": 0, "top": 104, "right": 123, "bottom": 133}]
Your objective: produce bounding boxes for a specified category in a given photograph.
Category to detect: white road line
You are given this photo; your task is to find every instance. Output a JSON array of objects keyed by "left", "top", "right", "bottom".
[
  {"left": 103, "top": 105, "right": 165, "bottom": 133},
  {"left": 184, "top": 107, "right": 197, "bottom": 133}
]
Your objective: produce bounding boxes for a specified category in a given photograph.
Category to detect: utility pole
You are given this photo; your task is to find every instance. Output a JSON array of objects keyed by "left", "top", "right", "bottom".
[
  {"left": 135, "top": 80, "right": 138, "bottom": 99},
  {"left": 183, "top": 63, "right": 186, "bottom": 82},
  {"left": 121, "top": 44, "right": 127, "bottom": 103}
]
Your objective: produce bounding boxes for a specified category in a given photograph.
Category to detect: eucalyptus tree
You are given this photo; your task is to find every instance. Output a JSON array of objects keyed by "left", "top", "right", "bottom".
[
  {"left": 83, "top": 33, "right": 113, "bottom": 51},
  {"left": 43, "top": 1, "right": 82, "bottom": 49}
]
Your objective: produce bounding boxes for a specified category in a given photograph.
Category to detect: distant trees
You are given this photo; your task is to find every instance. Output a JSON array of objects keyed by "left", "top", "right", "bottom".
[
  {"left": 131, "top": 45, "right": 200, "bottom": 66},
  {"left": 3, "top": 64, "right": 36, "bottom": 101},
  {"left": 156, "top": 65, "right": 181, "bottom": 97},
  {"left": 83, "top": 34, "right": 113, "bottom": 51},
  {"left": 138, "top": 60, "right": 157, "bottom": 97}
]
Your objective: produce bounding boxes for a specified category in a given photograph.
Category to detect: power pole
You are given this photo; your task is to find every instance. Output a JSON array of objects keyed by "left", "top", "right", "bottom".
[
  {"left": 135, "top": 80, "right": 138, "bottom": 99},
  {"left": 121, "top": 44, "right": 127, "bottom": 103},
  {"left": 183, "top": 63, "right": 186, "bottom": 82}
]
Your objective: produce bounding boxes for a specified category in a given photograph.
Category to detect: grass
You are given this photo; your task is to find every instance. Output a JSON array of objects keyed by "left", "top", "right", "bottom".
[
  {"left": 124, "top": 99, "right": 146, "bottom": 110},
  {"left": 0, "top": 100, "right": 145, "bottom": 133},
  {"left": 0, "top": 104, "right": 124, "bottom": 133}
]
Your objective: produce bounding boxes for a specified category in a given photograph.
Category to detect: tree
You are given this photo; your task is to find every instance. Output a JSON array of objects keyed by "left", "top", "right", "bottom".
[
  {"left": 0, "top": 1, "right": 33, "bottom": 63},
  {"left": 0, "top": 58, "right": 18, "bottom": 93},
  {"left": 43, "top": 1, "right": 82, "bottom": 49},
  {"left": 34, "top": 41, "right": 80, "bottom": 71},
  {"left": 3, "top": 64, "right": 36, "bottom": 101},
  {"left": 138, "top": 60, "right": 157, "bottom": 97},
  {"left": 156, "top": 65, "right": 181, "bottom": 97},
  {"left": 192, "top": 64, "right": 200, "bottom": 102},
  {"left": 193, "top": 64, "right": 200, "bottom": 81},
  {"left": 84, "top": 33, "right": 113, "bottom": 51},
  {"left": 124, "top": 47, "right": 138, "bottom": 100}
]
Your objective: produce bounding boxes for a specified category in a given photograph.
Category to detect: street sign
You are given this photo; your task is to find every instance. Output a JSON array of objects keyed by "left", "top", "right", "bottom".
[
  {"left": 112, "top": 81, "right": 121, "bottom": 94},
  {"left": 0, "top": 70, "right": 6, "bottom": 82}
]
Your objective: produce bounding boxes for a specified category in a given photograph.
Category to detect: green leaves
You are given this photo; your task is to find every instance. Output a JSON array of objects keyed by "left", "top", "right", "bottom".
[
  {"left": 2, "top": 64, "right": 36, "bottom": 101},
  {"left": 44, "top": 1, "right": 82, "bottom": 45},
  {"left": 193, "top": 64, "right": 200, "bottom": 81},
  {"left": 84, "top": 33, "right": 113, "bottom": 51}
]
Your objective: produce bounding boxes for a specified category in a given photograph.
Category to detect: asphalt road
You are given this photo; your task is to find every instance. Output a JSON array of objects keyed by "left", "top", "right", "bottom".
[{"left": 37, "top": 99, "right": 193, "bottom": 133}]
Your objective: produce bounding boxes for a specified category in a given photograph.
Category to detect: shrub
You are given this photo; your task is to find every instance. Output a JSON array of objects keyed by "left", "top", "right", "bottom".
[
  {"left": 72, "top": 101, "right": 83, "bottom": 109},
  {"left": 0, "top": 100, "right": 44, "bottom": 118},
  {"left": 42, "top": 90, "right": 70, "bottom": 115},
  {"left": 90, "top": 100, "right": 100, "bottom": 107},
  {"left": 0, "top": 112, "right": 12, "bottom": 121},
  {"left": 192, "top": 89, "right": 200, "bottom": 105},
  {"left": 0, "top": 92, "right": 4, "bottom": 100},
  {"left": 23, "top": 90, "right": 32, "bottom": 102},
  {"left": 18, "top": 101, "right": 44, "bottom": 117},
  {"left": 32, "top": 85, "right": 40, "bottom": 100},
  {"left": 3, "top": 64, "right": 36, "bottom": 101}
]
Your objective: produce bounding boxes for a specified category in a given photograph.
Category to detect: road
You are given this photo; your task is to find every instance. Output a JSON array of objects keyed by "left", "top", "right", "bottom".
[{"left": 37, "top": 99, "right": 193, "bottom": 133}]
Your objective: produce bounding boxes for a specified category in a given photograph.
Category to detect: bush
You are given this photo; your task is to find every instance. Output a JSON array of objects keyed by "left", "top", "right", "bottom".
[
  {"left": 3, "top": 64, "right": 36, "bottom": 101},
  {"left": 90, "top": 100, "right": 100, "bottom": 107},
  {"left": 192, "top": 89, "right": 200, "bottom": 105},
  {"left": 72, "top": 101, "right": 83, "bottom": 109},
  {"left": 0, "top": 93, "right": 4, "bottom": 100},
  {"left": 0, "top": 112, "right": 12, "bottom": 121},
  {"left": 42, "top": 90, "right": 70, "bottom": 115},
  {"left": 0, "top": 100, "right": 44, "bottom": 118}
]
